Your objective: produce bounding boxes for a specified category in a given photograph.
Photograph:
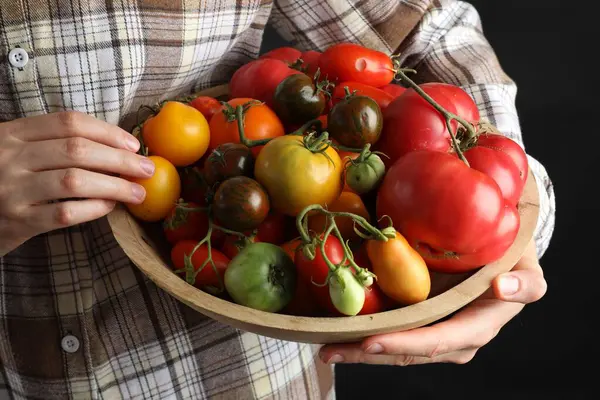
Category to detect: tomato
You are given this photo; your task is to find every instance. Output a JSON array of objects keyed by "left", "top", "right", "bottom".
[
  {"left": 259, "top": 46, "right": 302, "bottom": 64},
  {"left": 224, "top": 242, "right": 297, "bottom": 312},
  {"left": 142, "top": 101, "right": 210, "bottom": 167},
  {"left": 300, "top": 50, "right": 321, "bottom": 77},
  {"left": 163, "top": 202, "right": 208, "bottom": 244},
  {"left": 212, "top": 176, "right": 270, "bottom": 232},
  {"left": 280, "top": 238, "right": 303, "bottom": 260},
  {"left": 352, "top": 246, "right": 394, "bottom": 315},
  {"left": 379, "top": 83, "right": 406, "bottom": 98},
  {"left": 170, "top": 240, "right": 230, "bottom": 293},
  {"left": 338, "top": 150, "right": 360, "bottom": 193},
  {"left": 317, "top": 114, "right": 328, "bottom": 129},
  {"left": 328, "top": 92, "right": 382, "bottom": 148},
  {"left": 229, "top": 59, "right": 302, "bottom": 108},
  {"left": 273, "top": 73, "right": 327, "bottom": 125},
  {"left": 281, "top": 277, "right": 321, "bottom": 317},
  {"left": 125, "top": 156, "right": 181, "bottom": 222},
  {"left": 256, "top": 212, "right": 288, "bottom": 245},
  {"left": 180, "top": 166, "right": 211, "bottom": 205},
  {"left": 464, "top": 133, "right": 529, "bottom": 205},
  {"left": 366, "top": 229, "right": 431, "bottom": 305},
  {"left": 332, "top": 82, "right": 395, "bottom": 111},
  {"left": 307, "top": 191, "right": 370, "bottom": 245},
  {"left": 318, "top": 43, "right": 394, "bottom": 87},
  {"left": 254, "top": 135, "right": 343, "bottom": 216},
  {"left": 376, "top": 151, "right": 514, "bottom": 273},
  {"left": 329, "top": 266, "right": 366, "bottom": 316},
  {"left": 189, "top": 96, "right": 222, "bottom": 121},
  {"left": 375, "top": 83, "right": 480, "bottom": 167},
  {"left": 203, "top": 143, "right": 255, "bottom": 187},
  {"left": 221, "top": 234, "right": 257, "bottom": 259},
  {"left": 208, "top": 98, "right": 285, "bottom": 157},
  {"left": 344, "top": 150, "right": 386, "bottom": 194}
]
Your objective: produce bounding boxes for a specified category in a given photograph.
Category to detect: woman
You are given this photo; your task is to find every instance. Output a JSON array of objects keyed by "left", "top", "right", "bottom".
[{"left": 0, "top": 0, "right": 555, "bottom": 398}]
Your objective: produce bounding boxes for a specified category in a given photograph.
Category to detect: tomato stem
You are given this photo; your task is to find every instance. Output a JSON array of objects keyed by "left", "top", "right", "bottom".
[
  {"left": 234, "top": 105, "right": 275, "bottom": 147},
  {"left": 394, "top": 69, "right": 474, "bottom": 167},
  {"left": 288, "top": 118, "right": 323, "bottom": 136}
]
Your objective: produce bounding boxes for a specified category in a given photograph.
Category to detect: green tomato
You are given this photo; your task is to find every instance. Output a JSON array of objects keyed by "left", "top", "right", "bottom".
[
  {"left": 224, "top": 242, "right": 297, "bottom": 312},
  {"left": 329, "top": 266, "right": 366, "bottom": 316},
  {"left": 345, "top": 152, "right": 386, "bottom": 194}
]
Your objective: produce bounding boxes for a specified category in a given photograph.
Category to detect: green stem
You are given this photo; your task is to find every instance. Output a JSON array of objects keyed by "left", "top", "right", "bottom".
[
  {"left": 212, "top": 222, "right": 249, "bottom": 238},
  {"left": 288, "top": 118, "right": 323, "bottom": 136},
  {"left": 394, "top": 69, "right": 474, "bottom": 167},
  {"left": 234, "top": 105, "right": 274, "bottom": 147},
  {"left": 333, "top": 143, "right": 364, "bottom": 153}
]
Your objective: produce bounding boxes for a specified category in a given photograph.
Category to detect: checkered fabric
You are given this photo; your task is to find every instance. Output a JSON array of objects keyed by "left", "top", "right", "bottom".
[{"left": 0, "top": 0, "right": 555, "bottom": 399}]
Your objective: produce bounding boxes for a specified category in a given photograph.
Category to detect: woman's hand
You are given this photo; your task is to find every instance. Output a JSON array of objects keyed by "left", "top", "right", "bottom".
[
  {"left": 319, "top": 239, "right": 547, "bottom": 365},
  {"left": 0, "top": 111, "right": 156, "bottom": 256}
]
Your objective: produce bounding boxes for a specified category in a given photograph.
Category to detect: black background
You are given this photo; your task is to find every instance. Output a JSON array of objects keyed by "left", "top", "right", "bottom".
[{"left": 260, "top": 0, "right": 597, "bottom": 398}]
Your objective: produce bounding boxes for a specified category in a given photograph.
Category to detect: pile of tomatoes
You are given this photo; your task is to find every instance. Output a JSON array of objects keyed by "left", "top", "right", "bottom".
[{"left": 123, "top": 43, "right": 530, "bottom": 318}]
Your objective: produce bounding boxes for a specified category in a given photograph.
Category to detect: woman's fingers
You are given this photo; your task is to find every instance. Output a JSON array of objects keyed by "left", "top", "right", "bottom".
[
  {"left": 23, "top": 168, "right": 146, "bottom": 204},
  {"left": 22, "top": 137, "right": 155, "bottom": 177},
  {"left": 8, "top": 111, "right": 140, "bottom": 152},
  {"left": 23, "top": 199, "right": 117, "bottom": 234}
]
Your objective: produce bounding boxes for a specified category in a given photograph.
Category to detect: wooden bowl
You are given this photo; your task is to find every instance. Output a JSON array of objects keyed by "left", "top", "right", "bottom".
[{"left": 107, "top": 85, "right": 540, "bottom": 344}]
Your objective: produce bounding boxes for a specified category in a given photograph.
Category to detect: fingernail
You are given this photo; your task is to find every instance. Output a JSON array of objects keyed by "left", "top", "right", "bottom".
[
  {"left": 140, "top": 158, "right": 155, "bottom": 176},
  {"left": 499, "top": 275, "right": 520, "bottom": 296},
  {"left": 327, "top": 354, "right": 344, "bottom": 364},
  {"left": 126, "top": 135, "right": 140, "bottom": 151},
  {"left": 131, "top": 184, "right": 146, "bottom": 200},
  {"left": 365, "top": 343, "right": 383, "bottom": 354}
]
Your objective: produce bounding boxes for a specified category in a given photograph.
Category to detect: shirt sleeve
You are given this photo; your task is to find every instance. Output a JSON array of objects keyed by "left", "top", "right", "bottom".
[{"left": 270, "top": 0, "right": 556, "bottom": 259}]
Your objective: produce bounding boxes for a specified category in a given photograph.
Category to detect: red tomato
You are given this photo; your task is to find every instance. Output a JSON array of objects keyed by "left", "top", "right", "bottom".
[
  {"left": 318, "top": 43, "right": 394, "bottom": 87},
  {"left": 170, "top": 240, "right": 230, "bottom": 292},
  {"left": 259, "top": 47, "right": 302, "bottom": 64},
  {"left": 379, "top": 83, "right": 406, "bottom": 98},
  {"left": 464, "top": 133, "right": 529, "bottom": 205},
  {"left": 163, "top": 202, "right": 209, "bottom": 244},
  {"left": 295, "top": 235, "right": 345, "bottom": 312},
  {"left": 300, "top": 50, "right": 321, "bottom": 77},
  {"left": 376, "top": 151, "right": 515, "bottom": 273},
  {"left": 332, "top": 81, "right": 395, "bottom": 110},
  {"left": 221, "top": 235, "right": 257, "bottom": 259},
  {"left": 256, "top": 212, "right": 288, "bottom": 245},
  {"left": 281, "top": 278, "right": 321, "bottom": 317},
  {"left": 229, "top": 59, "right": 302, "bottom": 108},
  {"left": 189, "top": 96, "right": 222, "bottom": 121},
  {"left": 375, "top": 83, "right": 480, "bottom": 167}
]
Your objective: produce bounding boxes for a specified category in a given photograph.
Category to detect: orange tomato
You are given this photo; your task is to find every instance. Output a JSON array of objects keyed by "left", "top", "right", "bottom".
[
  {"left": 208, "top": 98, "right": 285, "bottom": 157},
  {"left": 366, "top": 230, "right": 431, "bottom": 305},
  {"left": 337, "top": 150, "right": 360, "bottom": 193},
  {"left": 280, "top": 238, "right": 303, "bottom": 261},
  {"left": 307, "top": 191, "right": 370, "bottom": 245},
  {"left": 142, "top": 101, "right": 210, "bottom": 167},
  {"left": 125, "top": 156, "right": 181, "bottom": 222}
]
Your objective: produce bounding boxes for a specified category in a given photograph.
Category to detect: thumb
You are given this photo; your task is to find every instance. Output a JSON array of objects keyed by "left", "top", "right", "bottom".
[{"left": 492, "top": 257, "right": 547, "bottom": 304}]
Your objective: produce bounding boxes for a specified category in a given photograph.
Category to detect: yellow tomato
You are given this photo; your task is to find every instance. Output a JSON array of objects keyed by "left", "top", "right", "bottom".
[
  {"left": 142, "top": 101, "right": 210, "bottom": 167},
  {"left": 125, "top": 156, "right": 182, "bottom": 222},
  {"left": 254, "top": 135, "right": 343, "bottom": 216}
]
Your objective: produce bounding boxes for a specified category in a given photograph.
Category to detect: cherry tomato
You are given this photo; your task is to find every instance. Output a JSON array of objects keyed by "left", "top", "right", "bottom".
[
  {"left": 170, "top": 240, "right": 230, "bottom": 293},
  {"left": 338, "top": 150, "right": 360, "bottom": 193},
  {"left": 203, "top": 143, "right": 255, "bottom": 187},
  {"left": 229, "top": 59, "right": 303, "bottom": 109},
  {"left": 212, "top": 176, "right": 270, "bottom": 232},
  {"left": 273, "top": 73, "right": 327, "bottom": 125},
  {"left": 318, "top": 43, "right": 395, "bottom": 87},
  {"left": 189, "top": 96, "right": 222, "bottom": 121},
  {"left": 366, "top": 229, "right": 431, "bottom": 305},
  {"left": 300, "top": 50, "right": 321, "bottom": 77},
  {"left": 163, "top": 202, "right": 208, "bottom": 244},
  {"left": 221, "top": 235, "right": 257, "bottom": 259},
  {"left": 352, "top": 244, "right": 395, "bottom": 315},
  {"left": 307, "top": 192, "right": 370, "bottom": 246},
  {"left": 280, "top": 238, "right": 303, "bottom": 260},
  {"left": 379, "top": 83, "right": 406, "bottom": 98},
  {"left": 281, "top": 277, "right": 321, "bottom": 317},
  {"left": 125, "top": 156, "right": 181, "bottom": 222},
  {"left": 256, "top": 212, "right": 288, "bottom": 245},
  {"left": 328, "top": 92, "right": 382, "bottom": 148},
  {"left": 180, "top": 166, "right": 210, "bottom": 205},
  {"left": 332, "top": 81, "right": 395, "bottom": 111},
  {"left": 142, "top": 101, "right": 210, "bottom": 167},
  {"left": 209, "top": 98, "right": 285, "bottom": 157}
]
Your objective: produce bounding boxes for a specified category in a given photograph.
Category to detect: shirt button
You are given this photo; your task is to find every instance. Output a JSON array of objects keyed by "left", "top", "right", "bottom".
[
  {"left": 61, "top": 334, "right": 80, "bottom": 353},
  {"left": 8, "top": 47, "right": 29, "bottom": 69}
]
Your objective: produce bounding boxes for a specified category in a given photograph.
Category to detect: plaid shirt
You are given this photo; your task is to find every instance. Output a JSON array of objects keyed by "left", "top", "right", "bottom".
[{"left": 0, "top": 0, "right": 556, "bottom": 399}]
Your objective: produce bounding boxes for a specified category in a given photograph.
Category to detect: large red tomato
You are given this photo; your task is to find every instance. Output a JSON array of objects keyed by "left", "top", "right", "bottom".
[
  {"left": 229, "top": 59, "right": 302, "bottom": 108},
  {"left": 374, "top": 83, "right": 480, "bottom": 167},
  {"left": 376, "top": 151, "right": 516, "bottom": 273},
  {"left": 318, "top": 43, "right": 394, "bottom": 87}
]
